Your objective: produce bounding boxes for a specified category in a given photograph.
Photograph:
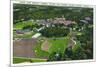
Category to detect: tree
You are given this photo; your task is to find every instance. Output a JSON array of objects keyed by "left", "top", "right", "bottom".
[
  {"left": 39, "top": 26, "right": 69, "bottom": 37},
  {"left": 72, "top": 41, "right": 87, "bottom": 60},
  {"left": 64, "top": 47, "right": 73, "bottom": 58},
  {"left": 47, "top": 52, "right": 70, "bottom": 61}
]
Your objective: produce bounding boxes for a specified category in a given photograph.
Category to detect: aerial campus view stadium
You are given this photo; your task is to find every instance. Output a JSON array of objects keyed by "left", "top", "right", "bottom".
[{"left": 13, "top": 4, "right": 93, "bottom": 64}]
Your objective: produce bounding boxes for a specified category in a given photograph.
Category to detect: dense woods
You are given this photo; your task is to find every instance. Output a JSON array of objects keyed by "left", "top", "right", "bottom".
[{"left": 13, "top": 4, "right": 93, "bottom": 23}]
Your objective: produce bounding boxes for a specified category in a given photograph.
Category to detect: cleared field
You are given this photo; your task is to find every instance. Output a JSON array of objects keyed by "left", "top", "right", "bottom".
[
  {"left": 13, "top": 38, "right": 37, "bottom": 58},
  {"left": 34, "top": 37, "right": 68, "bottom": 59},
  {"left": 48, "top": 38, "right": 68, "bottom": 53},
  {"left": 34, "top": 40, "right": 49, "bottom": 58},
  {"left": 41, "top": 40, "right": 52, "bottom": 52}
]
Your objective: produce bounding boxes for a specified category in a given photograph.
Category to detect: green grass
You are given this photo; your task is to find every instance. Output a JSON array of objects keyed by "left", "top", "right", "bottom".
[
  {"left": 14, "top": 21, "right": 33, "bottom": 29},
  {"left": 13, "top": 21, "right": 38, "bottom": 39},
  {"left": 34, "top": 37, "right": 68, "bottom": 59},
  {"left": 30, "top": 58, "right": 47, "bottom": 63},
  {"left": 48, "top": 37, "right": 68, "bottom": 53},
  {"left": 76, "top": 32, "right": 82, "bottom": 35},
  {"left": 13, "top": 57, "right": 30, "bottom": 64},
  {"left": 13, "top": 57, "right": 47, "bottom": 64},
  {"left": 34, "top": 39, "right": 49, "bottom": 58}
]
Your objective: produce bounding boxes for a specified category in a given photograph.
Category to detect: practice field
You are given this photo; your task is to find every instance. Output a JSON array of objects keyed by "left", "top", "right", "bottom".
[
  {"left": 48, "top": 38, "right": 68, "bottom": 53},
  {"left": 34, "top": 37, "right": 68, "bottom": 59},
  {"left": 41, "top": 40, "right": 52, "bottom": 52},
  {"left": 13, "top": 21, "right": 37, "bottom": 39},
  {"left": 34, "top": 42, "right": 49, "bottom": 58}
]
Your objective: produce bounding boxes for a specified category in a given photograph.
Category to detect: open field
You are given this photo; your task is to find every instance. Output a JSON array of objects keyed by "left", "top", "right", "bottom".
[
  {"left": 14, "top": 21, "right": 34, "bottom": 30},
  {"left": 48, "top": 38, "right": 68, "bottom": 53},
  {"left": 34, "top": 39, "right": 49, "bottom": 58},
  {"left": 34, "top": 37, "right": 68, "bottom": 58}
]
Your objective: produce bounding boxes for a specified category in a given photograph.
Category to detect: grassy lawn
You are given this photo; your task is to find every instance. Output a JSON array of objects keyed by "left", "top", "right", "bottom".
[
  {"left": 34, "top": 37, "right": 68, "bottom": 59},
  {"left": 13, "top": 57, "right": 47, "bottom": 64},
  {"left": 14, "top": 21, "right": 34, "bottom": 29},
  {"left": 34, "top": 39, "right": 49, "bottom": 58},
  {"left": 48, "top": 37, "right": 68, "bottom": 53},
  {"left": 13, "top": 57, "right": 29, "bottom": 64}
]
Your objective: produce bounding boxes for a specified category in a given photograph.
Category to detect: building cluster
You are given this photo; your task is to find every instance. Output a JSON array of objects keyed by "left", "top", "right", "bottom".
[{"left": 37, "top": 17, "right": 76, "bottom": 27}]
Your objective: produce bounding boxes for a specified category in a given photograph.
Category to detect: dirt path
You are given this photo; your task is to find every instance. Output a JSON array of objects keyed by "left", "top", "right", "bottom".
[
  {"left": 67, "top": 38, "right": 76, "bottom": 48},
  {"left": 41, "top": 40, "right": 51, "bottom": 52}
]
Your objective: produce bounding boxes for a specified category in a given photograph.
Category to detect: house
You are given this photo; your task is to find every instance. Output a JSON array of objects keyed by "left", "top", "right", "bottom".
[
  {"left": 64, "top": 20, "right": 75, "bottom": 26},
  {"left": 36, "top": 17, "right": 75, "bottom": 27},
  {"left": 32, "top": 33, "right": 41, "bottom": 38},
  {"left": 53, "top": 17, "right": 75, "bottom": 26},
  {"left": 16, "top": 30, "right": 24, "bottom": 34},
  {"left": 85, "top": 17, "right": 91, "bottom": 21}
]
